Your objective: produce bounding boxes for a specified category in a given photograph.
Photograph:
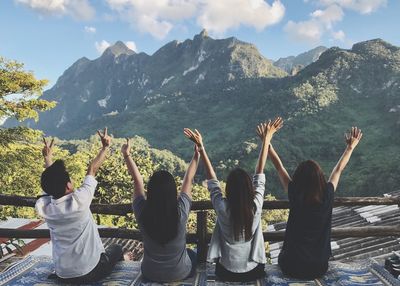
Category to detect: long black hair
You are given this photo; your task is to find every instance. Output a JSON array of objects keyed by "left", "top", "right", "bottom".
[
  {"left": 226, "top": 168, "right": 256, "bottom": 241},
  {"left": 141, "top": 170, "right": 179, "bottom": 245},
  {"left": 292, "top": 160, "right": 327, "bottom": 205}
]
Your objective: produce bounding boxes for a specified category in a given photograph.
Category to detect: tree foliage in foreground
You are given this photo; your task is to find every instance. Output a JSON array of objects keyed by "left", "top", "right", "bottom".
[{"left": 0, "top": 56, "right": 55, "bottom": 146}]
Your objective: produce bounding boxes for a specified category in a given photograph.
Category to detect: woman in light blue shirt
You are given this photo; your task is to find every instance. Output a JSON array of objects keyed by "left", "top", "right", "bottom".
[{"left": 184, "top": 117, "right": 283, "bottom": 282}]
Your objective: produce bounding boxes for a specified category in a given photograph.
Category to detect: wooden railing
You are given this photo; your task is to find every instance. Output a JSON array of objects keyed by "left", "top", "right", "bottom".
[{"left": 1, "top": 194, "right": 400, "bottom": 262}]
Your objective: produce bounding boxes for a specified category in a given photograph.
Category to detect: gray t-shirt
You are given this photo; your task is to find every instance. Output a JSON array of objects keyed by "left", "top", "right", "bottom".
[{"left": 133, "top": 192, "right": 192, "bottom": 282}]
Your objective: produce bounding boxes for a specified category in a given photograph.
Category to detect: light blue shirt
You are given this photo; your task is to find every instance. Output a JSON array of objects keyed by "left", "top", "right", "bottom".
[{"left": 207, "top": 174, "right": 267, "bottom": 272}]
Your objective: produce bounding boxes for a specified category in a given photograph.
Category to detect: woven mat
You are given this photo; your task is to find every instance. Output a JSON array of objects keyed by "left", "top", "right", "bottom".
[{"left": 1, "top": 256, "right": 398, "bottom": 285}]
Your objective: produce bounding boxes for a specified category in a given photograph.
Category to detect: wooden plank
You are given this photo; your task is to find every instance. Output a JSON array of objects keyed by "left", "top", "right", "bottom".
[
  {"left": 1, "top": 226, "right": 399, "bottom": 242},
  {"left": 1, "top": 194, "right": 399, "bottom": 214}
]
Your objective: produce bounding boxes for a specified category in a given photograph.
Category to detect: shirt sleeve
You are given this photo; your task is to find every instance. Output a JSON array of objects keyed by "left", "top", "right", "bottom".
[
  {"left": 207, "top": 179, "right": 226, "bottom": 216},
  {"left": 178, "top": 192, "right": 192, "bottom": 222},
  {"left": 132, "top": 195, "right": 146, "bottom": 220},
  {"left": 35, "top": 196, "right": 51, "bottom": 218},
  {"left": 73, "top": 175, "right": 98, "bottom": 207},
  {"left": 253, "top": 174, "right": 266, "bottom": 212}
]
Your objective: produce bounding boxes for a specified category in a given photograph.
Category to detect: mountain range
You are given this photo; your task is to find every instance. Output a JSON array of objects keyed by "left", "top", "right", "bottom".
[{"left": 5, "top": 31, "right": 400, "bottom": 198}]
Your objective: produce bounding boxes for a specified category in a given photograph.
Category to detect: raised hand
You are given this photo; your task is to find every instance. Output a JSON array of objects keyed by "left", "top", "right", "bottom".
[
  {"left": 97, "top": 127, "right": 111, "bottom": 148},
  {"left": 42, "top": 137, "right": 54, "bottom": 168},
  {"left": 256, "top": 117, "right": 283, "bottom": 140},
  {"left": 345, "top": 127, "right": 363, "bottom": 149},
  {"left": 121, "top": 138, "right": 131, "bottom": 157},
  {"left": 42, "top": 137, "right": 54, "bottom": 158},
  {"left": 184, "top": 128, "right": 203, "bottom": 147}
]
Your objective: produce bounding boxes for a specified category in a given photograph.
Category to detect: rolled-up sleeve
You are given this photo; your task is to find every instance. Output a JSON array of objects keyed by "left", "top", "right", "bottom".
[
  {"left": 253, "top": 174, "right": 266, "bottom": 211},
  {"left": 207, "top": 179, "right": 226, "bottom": 215},
  {"left": 73, "top": 175, "right": 98, "bottom": 207}
]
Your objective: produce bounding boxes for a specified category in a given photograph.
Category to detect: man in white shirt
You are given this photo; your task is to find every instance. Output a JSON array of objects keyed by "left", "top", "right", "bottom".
[{"left": 37, "top": 128, "right": 124, "bottom": 284}]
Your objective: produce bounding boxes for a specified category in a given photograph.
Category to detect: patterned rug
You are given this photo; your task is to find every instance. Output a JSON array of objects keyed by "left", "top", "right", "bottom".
[
  {"left": 0, "top": 255, "right": 139, "bottom": 286},
  {"left": 0, "top": 256, "right": 398, "bottom": 286}
]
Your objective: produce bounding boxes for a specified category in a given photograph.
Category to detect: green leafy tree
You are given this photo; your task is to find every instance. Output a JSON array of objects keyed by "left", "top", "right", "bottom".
[{"left": 0, "top": 56, "right": 55, "bottom": 146}]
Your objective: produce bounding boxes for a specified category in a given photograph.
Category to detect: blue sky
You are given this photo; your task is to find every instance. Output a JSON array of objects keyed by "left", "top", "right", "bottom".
[{"left": 0, "top": 0, "right": 399, "bottom": 88}]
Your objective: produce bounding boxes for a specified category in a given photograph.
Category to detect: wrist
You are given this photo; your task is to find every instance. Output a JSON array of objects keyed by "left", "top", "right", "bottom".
[
  {"left": 123, "top": 153, "right": 130, "bottom": 159},
  {"left": 198, "top": 145, "right": 204, "bottom": 152}
]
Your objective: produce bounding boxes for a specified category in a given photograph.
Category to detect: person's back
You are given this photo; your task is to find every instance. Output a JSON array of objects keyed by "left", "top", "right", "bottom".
[
  {"left": 268, "top": 127, "right": 363, "bottom": 279},
  {"left": 133, "top": 192, "right": 192, "bottom": 281},
  {"left": 279, "top": 178, "right": 334, "bottom": 278},
  {"left": 122, "top": 138, "right": 200, "bottom": 283},
  {"left": 183, "top": 118, "right": 283, "bottom": 282},
  {"left": 36, "top": 130, "right": 125, "bottom": 284},
  {"left": 36, "top": 175, "right": 104, "bottom": 278}
]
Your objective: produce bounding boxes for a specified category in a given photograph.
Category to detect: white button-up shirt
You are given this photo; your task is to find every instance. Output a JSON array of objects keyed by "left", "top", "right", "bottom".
[{"left": 35, "top": 175, "right": 105, "bottom": 278}]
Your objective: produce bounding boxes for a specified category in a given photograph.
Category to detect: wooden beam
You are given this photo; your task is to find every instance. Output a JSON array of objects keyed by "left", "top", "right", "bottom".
[
  {"left": 1, "top": 194, "right": 399, "bottom": 215},
  {"left": 1, "top": 226, "right": 399, "bottom": 242}
]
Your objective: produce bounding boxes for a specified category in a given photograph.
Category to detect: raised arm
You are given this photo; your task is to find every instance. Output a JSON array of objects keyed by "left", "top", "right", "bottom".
[
  {"left": 268, "top": 144, "right": 291, "bottom": 193},
  {"left": 121, "top": 138, "right": 145, "bottom": 200},
  {"left": 329, "top": 127, "right": 363, "bottom": 191},
  {"left": 255, "top": 117, "right": 283, "bottom": 174},
  {"left": 86, "top": 127, "right": 111, "bottom": 176},
  {"left": 184, "top": 128, "right": 216, "bottom": 180},
  {"left": 180, "top": 145, "right": 200, "bottom": 199},
  {"left": 42, "top": 137, "right": 54, "bottom": 168}
]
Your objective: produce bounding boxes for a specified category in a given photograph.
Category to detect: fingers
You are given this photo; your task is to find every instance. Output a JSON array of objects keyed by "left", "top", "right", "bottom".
[
  {"left": 43, "top": 137, "right": 47, "bottom": 146},
  {"left": 126, "top": 138, "right": 130, "bottom": 145},
  {"left": 97, "top": 130, "right": 103, "bottom": 138},
  {"left": 183, "top": 128, "right": 194, "bottom": 139},
  {"left": 194, "top": 129, "right": 201, "bottom": 138},
  {"left": 49, "top": 138, "right": 54, "bottom": 148},
  {"left": 104, "top": 127, "right": 108, "bottom": 137}
]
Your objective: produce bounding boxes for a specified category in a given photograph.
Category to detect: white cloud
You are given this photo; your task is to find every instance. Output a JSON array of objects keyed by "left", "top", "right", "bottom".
[
  {"left": 311, "top": 4, "right": 343, "bottom": 28},
  {"left": 15, "top": 0, "right": 95, "bottom": 20},
  {"left": 95, "top": 40, "right": 111, "bottom": 54},
  {"left": 105, "top": 0, "right": 285, "bottom": 39},
  {"left": 106, "top": 0, "right": 197, "bottom": 39},
  {"left": 285, "top": 19, "right": 323, "bottom": 44},
  {"left": 285, "top": 4, "right": 345, "bottom": 44},
  {"left": 125, "top": 41, "right": 138, "bottom": 52},
  {"left": 84, "top": 26, "right": 96, "bottom": 33},
  {"left": 197, "top": 0, "right": 285, "bottom": 35},
  {"left": 316, "top": 0, "right": 386, "bottom": 14},
  {"left": 332, "top": 30, "right": 345, "bottom": 41}
]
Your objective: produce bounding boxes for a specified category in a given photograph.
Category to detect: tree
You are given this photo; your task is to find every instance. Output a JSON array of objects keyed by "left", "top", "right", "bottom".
[{"left": 0, "top": 56, "right": 55, "bottom": 145}]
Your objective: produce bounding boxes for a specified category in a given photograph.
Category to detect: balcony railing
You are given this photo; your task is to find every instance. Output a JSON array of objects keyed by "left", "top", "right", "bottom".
[{"left": 1, "top": 194, "right": 399, "bottom": 262}]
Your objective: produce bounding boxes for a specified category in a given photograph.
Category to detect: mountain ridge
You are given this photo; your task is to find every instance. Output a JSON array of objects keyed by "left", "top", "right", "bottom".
[{"left": 4, "top": 34, "right": 400, "bottom": 198}]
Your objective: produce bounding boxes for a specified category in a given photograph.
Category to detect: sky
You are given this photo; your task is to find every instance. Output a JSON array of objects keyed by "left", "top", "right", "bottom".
[{"left": 0, "top": 0, "right": 399, "bottom": 88}]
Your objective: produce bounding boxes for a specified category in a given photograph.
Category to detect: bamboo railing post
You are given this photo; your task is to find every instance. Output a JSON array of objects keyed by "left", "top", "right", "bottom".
[{"left": 196, "top": 211, "right": 208, "bottom": 263}]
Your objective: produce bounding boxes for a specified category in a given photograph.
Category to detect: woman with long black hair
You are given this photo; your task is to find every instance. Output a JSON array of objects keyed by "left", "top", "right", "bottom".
[
  {"left": 269, "top": 127, "right": 363, "bottom": 279},
  {"left": 184, "top": 117, "right": 283, "bottom": 282},
  {"left": 121, "top": 138, "right": 200, "bottom": 282}
]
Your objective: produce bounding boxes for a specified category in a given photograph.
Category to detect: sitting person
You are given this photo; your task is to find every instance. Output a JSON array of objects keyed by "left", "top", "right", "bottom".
[
  {"left": 37, "top": 128, "right": 129, "bottom": 284},
  {"left": 268, "top": 127, "right": 363, "bottom": 279},
  {"left": 184, "top": 117, "right": 283, "bottom": 282},
  {"left": 121, "top": 136, "right": 199, "bottom": 282}
]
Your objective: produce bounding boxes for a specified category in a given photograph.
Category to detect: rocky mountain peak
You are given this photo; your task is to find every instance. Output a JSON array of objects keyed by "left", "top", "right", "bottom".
[{"left": 103, "top": 41, "right": 135, "bottom": 57}]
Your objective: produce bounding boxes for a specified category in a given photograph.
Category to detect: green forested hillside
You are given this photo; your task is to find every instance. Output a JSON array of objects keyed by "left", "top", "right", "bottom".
[{"left": 4, "top": 36, "right": 400, "bottom": 198}]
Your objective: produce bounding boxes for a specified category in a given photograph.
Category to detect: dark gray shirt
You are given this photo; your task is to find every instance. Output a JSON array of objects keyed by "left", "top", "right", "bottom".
[{"left": 133, "top": 192, "right": 192, "bottom": 282}]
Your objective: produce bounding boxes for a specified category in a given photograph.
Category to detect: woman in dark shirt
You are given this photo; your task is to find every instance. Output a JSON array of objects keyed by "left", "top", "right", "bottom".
[
  {"left": 268, "top": 127, "right": 363, "bottom": 279},
  {"left": 121, "top": 137, "right": 200, "bottom": 282}
]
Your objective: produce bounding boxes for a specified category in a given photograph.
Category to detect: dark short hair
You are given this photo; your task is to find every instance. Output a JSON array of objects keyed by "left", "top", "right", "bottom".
[{"left": 41, "top": 160, "right": 71, "bottom": 199}]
